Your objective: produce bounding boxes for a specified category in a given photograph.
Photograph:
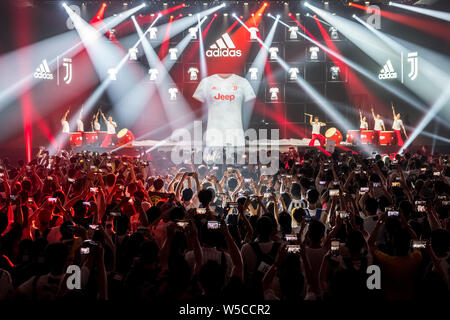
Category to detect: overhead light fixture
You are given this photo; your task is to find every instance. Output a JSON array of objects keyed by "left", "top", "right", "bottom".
[
  {"left": 224, "top": 13, "right": 228, "bottom": 16},
  {"left": 188, "top": 13, "right": 192, "bottom": 16},
  {"left": 296, "top": 13, "right": 300, "bottom": 16}
]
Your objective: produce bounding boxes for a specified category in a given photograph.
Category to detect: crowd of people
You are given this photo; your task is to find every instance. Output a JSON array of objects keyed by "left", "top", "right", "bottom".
[{"left": 0, "top": 146, "right": 448, "bottom": 301}]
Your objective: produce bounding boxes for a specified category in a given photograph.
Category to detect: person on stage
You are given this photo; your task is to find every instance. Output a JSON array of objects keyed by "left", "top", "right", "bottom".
[
  {"left": 371, "top": 107, "right": 385, "bottom": 144},
  {"left": 307, "top": 113, "right": 326, "bottom": 147},
  {"left": 391, "top": 103, "right": 408, "bottom": 147},
  {"left": 77, "top": 107, "right": 84, "bottom": 132},
  {"left": 100, "top": 111, "right": 117, "bottom": 147},
  {"left": 61, "top": 108, "right": 70, "bottom": 134},
  {"left": 93, "top": 110, "right": 101, "bottom": 132},
  {"left": 359, "top": 109, "right": 368, "bottom": 130}
]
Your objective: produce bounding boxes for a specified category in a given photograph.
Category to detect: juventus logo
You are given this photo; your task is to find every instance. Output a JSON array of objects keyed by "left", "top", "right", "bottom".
[
  {"left": 407, "top": 52, "right": 418, "bottom": 81},
  {"left": 62, "top": 58, "right": 73, "bottom": 84}
]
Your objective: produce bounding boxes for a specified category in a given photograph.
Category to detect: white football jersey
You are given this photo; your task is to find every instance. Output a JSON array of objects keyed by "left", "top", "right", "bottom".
[
  {"left": 188, "top": 67, "right": 199, "bottom": 81},
  {"left": 248, "top": 67, "right": 259, "bottom": 80},
  {"left": 128, "top": 47, "right": 138, "bottom": 60},
  {"left": 269, "top": 87, "right": 279, "bottom": 100},
  {"left": 168, "top": 87, "right": 179, "bottom": 100},
  {"left": 188, "top": 27, "right": 198, "bottom": 39},
  {"left": 330, "top": 27, "right": 339, "bottom": 40},
  {"left": 108, "top": 69, "right": 117, "bottom": 80},
  {"left": 330, "top": 66, "right": 340, "bottom": 80},
  {"left": 168, "top": 48, "right": 178, "bottom": 60},
  {"left": 249, "top": 27, "right": 259, "bottom": 40},
  {"left": 149, "top": 27, "right": 157, "bottom": 40},
  {"left": 269, "top": 47, "right": 279, "bottom": 60},
  {"left": 289, "top": 26, "right": 298, "bottom": 39},
  {"left": 309, "top": 46, "right": 320, "bottom": 60},
  {"left": 288, "top": 68, "right": 299, "bottom": 80},
  {"left": 148, "top": 68, "right": 158, "bottom": 81},
  {"left": 192, "top": 74, "right": 256, "bottom": 146}
]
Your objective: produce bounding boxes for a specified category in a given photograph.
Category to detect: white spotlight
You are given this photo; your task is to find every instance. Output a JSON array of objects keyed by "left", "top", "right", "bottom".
[
  {"left": 158, "top": 13, "right": 162, "bottom": 17},
  {"left": 389, "top": 1, "right": 392, "bottom": 5},
  {"left": 232, "top": 13, "right": 236, "bottom": 17},
  {"left": 352, "top": 14, "right": 356, "bottom": 18},
  {"left": 304, "top": 1, "right": 309, "bottom": 7},
  {"left": 221, "top": 3, "right": 226, "bottom": 7},
  {"left": 142, "top": 2, "right": 146, "bottom": 7},
  {"left": 62, "top": 2, "right": 67, "bottom": 7},
  {"left": 277, "top": 14, "right": 281, "bottom": 18}
]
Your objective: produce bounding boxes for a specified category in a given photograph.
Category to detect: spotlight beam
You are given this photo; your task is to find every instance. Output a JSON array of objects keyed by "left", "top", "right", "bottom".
[
  {"left": 399, "top": 85, "right": 450, "bottom": 153},
  {"left": 247, "top": 15, "right": 380, "bottom": 154},
  {"left": 389, "top": 2, "right": 450, "bottom": 22},
  {"left": 269, "top": 13, "right": 450, "bottom": 129},
  {"left": 0, "top": 3, "right": 146, "bottom": 113}
]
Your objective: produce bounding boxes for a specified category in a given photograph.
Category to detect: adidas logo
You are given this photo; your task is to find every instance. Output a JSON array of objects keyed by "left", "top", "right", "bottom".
[
  {"left": 206, "top": 33, "right": 242, "bottom": 58},
  {"left": 378, "top": 60, "right": 397, "bottom": 79},
  {"left": 33, "top": 59, "right": 54, "bottom": 80}
]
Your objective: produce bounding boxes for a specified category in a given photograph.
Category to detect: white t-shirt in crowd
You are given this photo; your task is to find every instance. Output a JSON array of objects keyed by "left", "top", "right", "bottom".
[
  {"left": 270, "top": 87, "right": 279, "bottom": 100},
  {"left": 94, "top": 121, "right": 101, "bottom": 131},
  {"left": 288, "top": 67, "right": 299, "bottom": 80},
  {"left": 309, "top": 46, "right": 320, "bottom": 60},
  {"left": 360, "top": 120, "right": 368, "bottom": 130},
  {"left": 269, "top": 47, "right": 279, "bottom": 60},
  {"left": 128, "top": 47, "right": 138, "bottom": 60},
  {"left": 168, "top": 87, "right": 179, "bottom": 100},
  {"left": 107, "top": 121, "right": 116, "bottom": 134},
  {"left": 168, "top": 48, "right": 178, "bottom": 60},
  {"left": 148, "top": 68, "right": 158, "bottom": 81},
  {"left": 249, "top": 27, "right": 259, "bottom": 40},
  {"left": 149, "top": 27, "right": 157, "bottom": 40},
  {"left": 188, "top": 67, "right": 199, "bottom": 81},
  {"left": 77, "top": 119, "right": 84, "bottom": 132},
  {"left": 330, "top": 66, "right": 340, "bottom": 80},
  {"left": 249, "top": 67, "right": 259, "bottom": 80},
  {"left": 289, "top": 26, "right": 298, "bottom": 39},
  {"left": 392, "top": 118, "right": 403, "bottom": 130},
  {"left": 188, "top": 27, "right": 198, "bottom": 39},
  {"left": 374, "top": 118, "right": 384, "bottom": 131},
  {"left": 62, "top": 120, "right": 70, "bottom": 133},
  {"left": 312, "top": 122, "right": 322, "bottom": 134},
  {"left": 192, "top": 74, "right": 256, "bottom": 146}
]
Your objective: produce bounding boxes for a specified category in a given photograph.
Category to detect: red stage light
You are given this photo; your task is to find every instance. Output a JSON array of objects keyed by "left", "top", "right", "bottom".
[
  {"left": 179, "top": 13, "right": 183, "bottom": 16},
  {"left": 170, "top": 15, "right": 173, "bottom": 18},
  {"left": 348, "top": 2, "right": 353, "bottom": 6},
  {"left": 264, "top": 2, "right": 268, "bottom": 6},
  {"left": 214, "top": 13, "right": 217, "bottom": 17},
  {"left": 288, "top": 12, "right": 292, "bottom": 16},
  {"left": 240, "top": 15, "right": 243, "bottom": 19},
  {"left": 102, "top": 2, "right": 106, "bottom": 7},
  {"left": 182, "top": 3, "right": 186, "bottom": 6}
]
